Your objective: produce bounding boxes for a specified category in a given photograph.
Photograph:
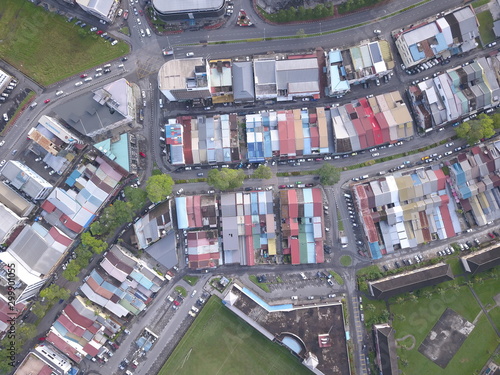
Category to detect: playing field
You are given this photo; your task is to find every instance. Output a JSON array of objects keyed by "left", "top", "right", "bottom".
[
  {"left": 159, "top": 297, "right": 312, "bottom": 375},
  {"left": 0, "top": 1, "right": 129, "bottom": 86}
]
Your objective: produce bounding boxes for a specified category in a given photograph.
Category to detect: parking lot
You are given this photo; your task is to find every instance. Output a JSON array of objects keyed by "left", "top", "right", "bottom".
[{"left": 254, "top": 271, "right": 344, "bottom": 299}]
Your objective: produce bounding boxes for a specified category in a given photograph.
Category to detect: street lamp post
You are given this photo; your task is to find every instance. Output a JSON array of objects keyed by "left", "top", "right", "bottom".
[{"left": 320, "top": 22, "right": 322, "bottom": 34}]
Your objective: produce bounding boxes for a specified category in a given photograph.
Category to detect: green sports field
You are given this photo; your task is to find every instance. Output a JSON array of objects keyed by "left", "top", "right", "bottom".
[
  {"left": 159, "top": 297, "right": 312, "bottom": 375},
  {"left": 0, "top": 1, "right": 129, "bottom": 86}
]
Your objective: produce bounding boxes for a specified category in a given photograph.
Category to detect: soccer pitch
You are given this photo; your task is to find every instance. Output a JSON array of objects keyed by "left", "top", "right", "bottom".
[{"left": 159, "top": 297, "right": 312, "bottom": 375}]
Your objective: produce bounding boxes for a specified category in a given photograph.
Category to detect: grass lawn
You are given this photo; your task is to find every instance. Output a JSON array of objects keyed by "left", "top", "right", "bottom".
[
  {"left": 249, "top": 275, "right": 270, "bottom": 292},
  {"left": 387, "top": 284, "right": 491, "bottom": 375},
  {"left": 472, "top": 0, "right": 490, "bottom": 8},
  {"left": 175, "top": 286, "right": 187, "bottom": 297},
  {"left": 340, "top": 255, "right": 352, "bottom": 267},
  {"left": 159, "top": 297, "right": 312, "bottom": 375},
  {"left": 489, "top": 306, "right": 500, "bottom": 331},
  {"left": 329, "top": 270, "right": 344, "bottom": 285},
  {"left": 182, "top": 275, "right": 199, "bottom": 286},
  {"left": 445, "top": 256, "right": 463, "bottom": 276},
  {"left": 477, "top": 11, "right": 495, "bottom": 45},
  {"left": 471, "top": 276, "right": 500, "bottom": 309},
  {"left": 0, "top": 0, "right": 129, "bottom": 86}
]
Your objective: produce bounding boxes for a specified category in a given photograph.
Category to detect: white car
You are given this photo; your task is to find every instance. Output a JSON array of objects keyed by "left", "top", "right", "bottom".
[
  {"left": 137, "top": 18, "right": 141, "bottom": 25},
  {"left": 2, "top": 113, "right": 8, "bottom": 121},
  {"left": 56, "top": 90, "right": 64, "bottom": 96},
  {"left": 445, "top": 142, "right": 454, "bottom": 147},
  {"left": 75, "top": 81, "right": 83, "bottom": 86},
  {"left": 372, "top": 152, "right": 379, "bottom": 157},
  {"left": 374, "top": 29, "right": 381, "bottom": 34},
  {"left": 0, "top": 140, "right": 4, "bottom": 146},
  {"left": 0, "top": 160, "right": 5, "bottom": 168},
  {"left": 186, "top": 52, "right": 194, "bottom": 57},
  {"left": 141, "top": 90, "right": 146, "bottom": 99},
  {"left": 95, "top": 72, "right": 103, "bottom": 77}
]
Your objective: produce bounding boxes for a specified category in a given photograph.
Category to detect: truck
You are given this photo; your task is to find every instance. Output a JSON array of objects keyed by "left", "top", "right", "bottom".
[{"left": 339, "top": 231, "right": 348, "bottom": 248}]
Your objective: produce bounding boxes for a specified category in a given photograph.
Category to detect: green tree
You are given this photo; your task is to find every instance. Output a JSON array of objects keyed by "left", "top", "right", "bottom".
[
  {"left": 455, "top": 114, "right": 495, "bottom": 144},
  {"left": 124, "top": 186, "right": 149, "bottom": 210},
  {"left": 108, "top": 200, "right": 133, "bottom": 227},
  {"left": 365, "top": 303, "right": 376, "bottom": 312},
  {"left": 146, "top": 174, "right": 174, "bottom": 202},
  {"left": 81, "top": 232, "right": 107, "bottom": 254},
  {"left": 31, "top": 301, "right": 49, "bottom": 319},
  {"left": 252, "top": 165, "right": 273, "bottom": 179},
  {"left": 0, "top": 345, "right": 13, "bottom": 374},
  {"left": 75, "top": 245, "right": 93, "bottom": 267},
  {"left": 492, "top": 113, "right": 500, "bottom": 128},
  {"left": 317, "top": 163, "right": 341, "bottom": 185},
  {"left": 40, "top": 284, "right": 70, "bottom": 303},
  {"left": 207, "top": 168, "right": 246, "bottom": 190},
  {"left": 90, "top": 220, "right": 107, "bottom": 236},
  {"left": 62, "top": 263, "right": 81, "bottom": 282}
]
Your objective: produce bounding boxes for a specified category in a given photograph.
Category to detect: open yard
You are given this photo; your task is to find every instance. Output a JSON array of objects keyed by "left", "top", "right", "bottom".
[
  {"left": 159, "top": 297, "right": 311, "bottom": 375},
  {"left": 366, "top": 274, "right": 500, "bottom": 375},
  {"left": 477, "top": 10, "right": 495, "bottom": 45},
  {"left": 0, "top": 0, "right": 129, "bottom": 86}
]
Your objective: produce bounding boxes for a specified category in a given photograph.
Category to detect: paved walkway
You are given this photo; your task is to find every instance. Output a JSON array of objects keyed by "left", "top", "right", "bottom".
[{"left": 468, "top": 285, "right": 500, "bottom": 337}]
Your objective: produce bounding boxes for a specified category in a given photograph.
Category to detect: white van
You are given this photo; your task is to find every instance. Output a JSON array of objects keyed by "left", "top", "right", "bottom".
[
  {"left": 103, "top": 64, "right": 111, "bottom": 68},
  {"left": 159, "top": 98, "right": 163, "bottom": 108},
  {"left": 145, "top": 28, "right": 151, "bottom": 37}
]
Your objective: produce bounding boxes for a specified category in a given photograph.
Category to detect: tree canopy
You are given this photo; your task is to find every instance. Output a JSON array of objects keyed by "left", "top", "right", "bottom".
[
  {"left": 124, "top": 186, "right": 149, "bottom": 209},
  {"left": 252, "top": 165, "right": 273, "bottom": 179},
  {"left": 146, "top": 174, "right": 174, "bottom": 202},
  {"left": 207, "top": 168, "right": 246, "bottom": 190},
  {"left": 317, "top": 163, "right": 341, "bottom": 185},
  {"left": 455, "top": 114, "right": 495, "bottom": 144},
  {"left": 81, "top": 232, "right": 107, "bottom": 254},
  {"left": 40, "top": 284, "right": 70, "bottom": 303}
]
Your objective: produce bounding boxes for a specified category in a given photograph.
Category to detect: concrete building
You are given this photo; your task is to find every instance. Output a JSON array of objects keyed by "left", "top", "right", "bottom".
[
  {"left": 373, "top": 323, "right": 399, "bottom": 375},
  {"left": 76, "top": 0, "right": 119, "bottom": 23},
  {"left": 0, "top": 202, "right": 25, "bottom": 244},
  {"left": 0, "top": 161, "right": 53, "bottom": 200},
  {"left": 158, "top": 58, "right": 210, "bottom": 103},
  {"left": 395, "top": 6, "right": 479, "bottom": 68},
  {"left": 79, "top": 245, "right": 164, "bottom": 318},
  {"left": 409, "top": 56, "right": 500, "bottom": 131},
  {"left": 15, "top": 344, "right": 73, "bottom": 375},
  {"left": 253, "top": 54, "right": 320, "bottom": 101},
  {"left": 280, "top": 188, "right": 325, "bottom": 264},
  {"left": 152, "top": 0, "right": 225, "bottom": 21},
  {"left": 207, "top": 59, "right": 233, "bottom": 104},
  {"left": 166, "top": 114, "right": 241, "bottom": 165},
  {"left": 220, "top": 191, "right": 276, "bottom": 266},
  {"left": 185, "top": 230, "right": 221, "bottom": 270},
  {"left": 461, "top": 245, "right": 500, "bottom": 275},
  {"left": 0, "top": 68, "right": 12, "bottom": 93},
  {"left": 0, "top": 223, "right": 73, "bottom": 303},
  {"left": 54, "top": 78, "right": 135, "bottom": 138},
  {"left": 325, "top": 49, "right": 350, "bottom": 97},
  {"left": 47, "top": 296, "right": 121, "bottom": 363},
  {"left": 232, "top": 61, "right": 255, "bottom": 103},
  {"left": 175, "top": 194, "right": 218, "bottom": 229},
  {"left": 41, "top": 155, "right": 127, "bottom": 237},
  {"left": 0, "top": 183, "right": 35, "bottom": 217}
]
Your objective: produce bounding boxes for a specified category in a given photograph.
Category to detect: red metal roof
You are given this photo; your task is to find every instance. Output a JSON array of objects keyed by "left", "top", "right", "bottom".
[
  {"left": 434, "top": 169, "right": 446, "bottom": 190},
  {"left": 64, "top": 303, "right": 95, "bottom": 329},
  {"left": 48, "top": 227, "right": 72, "bottom": 247},
  {"left": 439, "top": 200, "right": 456, "bottom": 238},
  {"left": 288, "top": 189, "right": 299, "bottom": 218},
  {"left": 315, "top": 241, "right": 324, "bottom": 263},
  {"left": 82, "top": 342, "right": 100, "bottom": 357},
  {"left": 57, "top": 314, "right": 86, "bottom": 336},
  {"left": 41, "top": 200, "right": 57, "bottom": 213},
  {"left": 46, "top": 331, "right": 82, "bottom": 363},
  {"left": 59, "top": 214, "right": 83, "bottom": 233}
]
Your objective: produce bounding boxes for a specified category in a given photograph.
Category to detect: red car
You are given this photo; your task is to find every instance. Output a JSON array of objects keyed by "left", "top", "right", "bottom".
[
  {"left": 80, "top": 74, "right": 87, "bottom": 78},
  {"left": 44, "top": 99, "right": 50, "bottom": 104},
  {"left": 173, "top": 300, "right": 180, "bottom": 306},
  {"left": 139, "top": 152, "right": 146, "bottom": 158},
  {"left": 123, "top": 10, "right": 129, "bottom": 20},
  {"left": 38, "top": 337, "right": 46, "bottom": 341},
  {"left": 488, "top": 232, "right": 495, "bottom": 239},
  {"left": 96, "top": 30, "right": 103, "bottom": 35}
]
